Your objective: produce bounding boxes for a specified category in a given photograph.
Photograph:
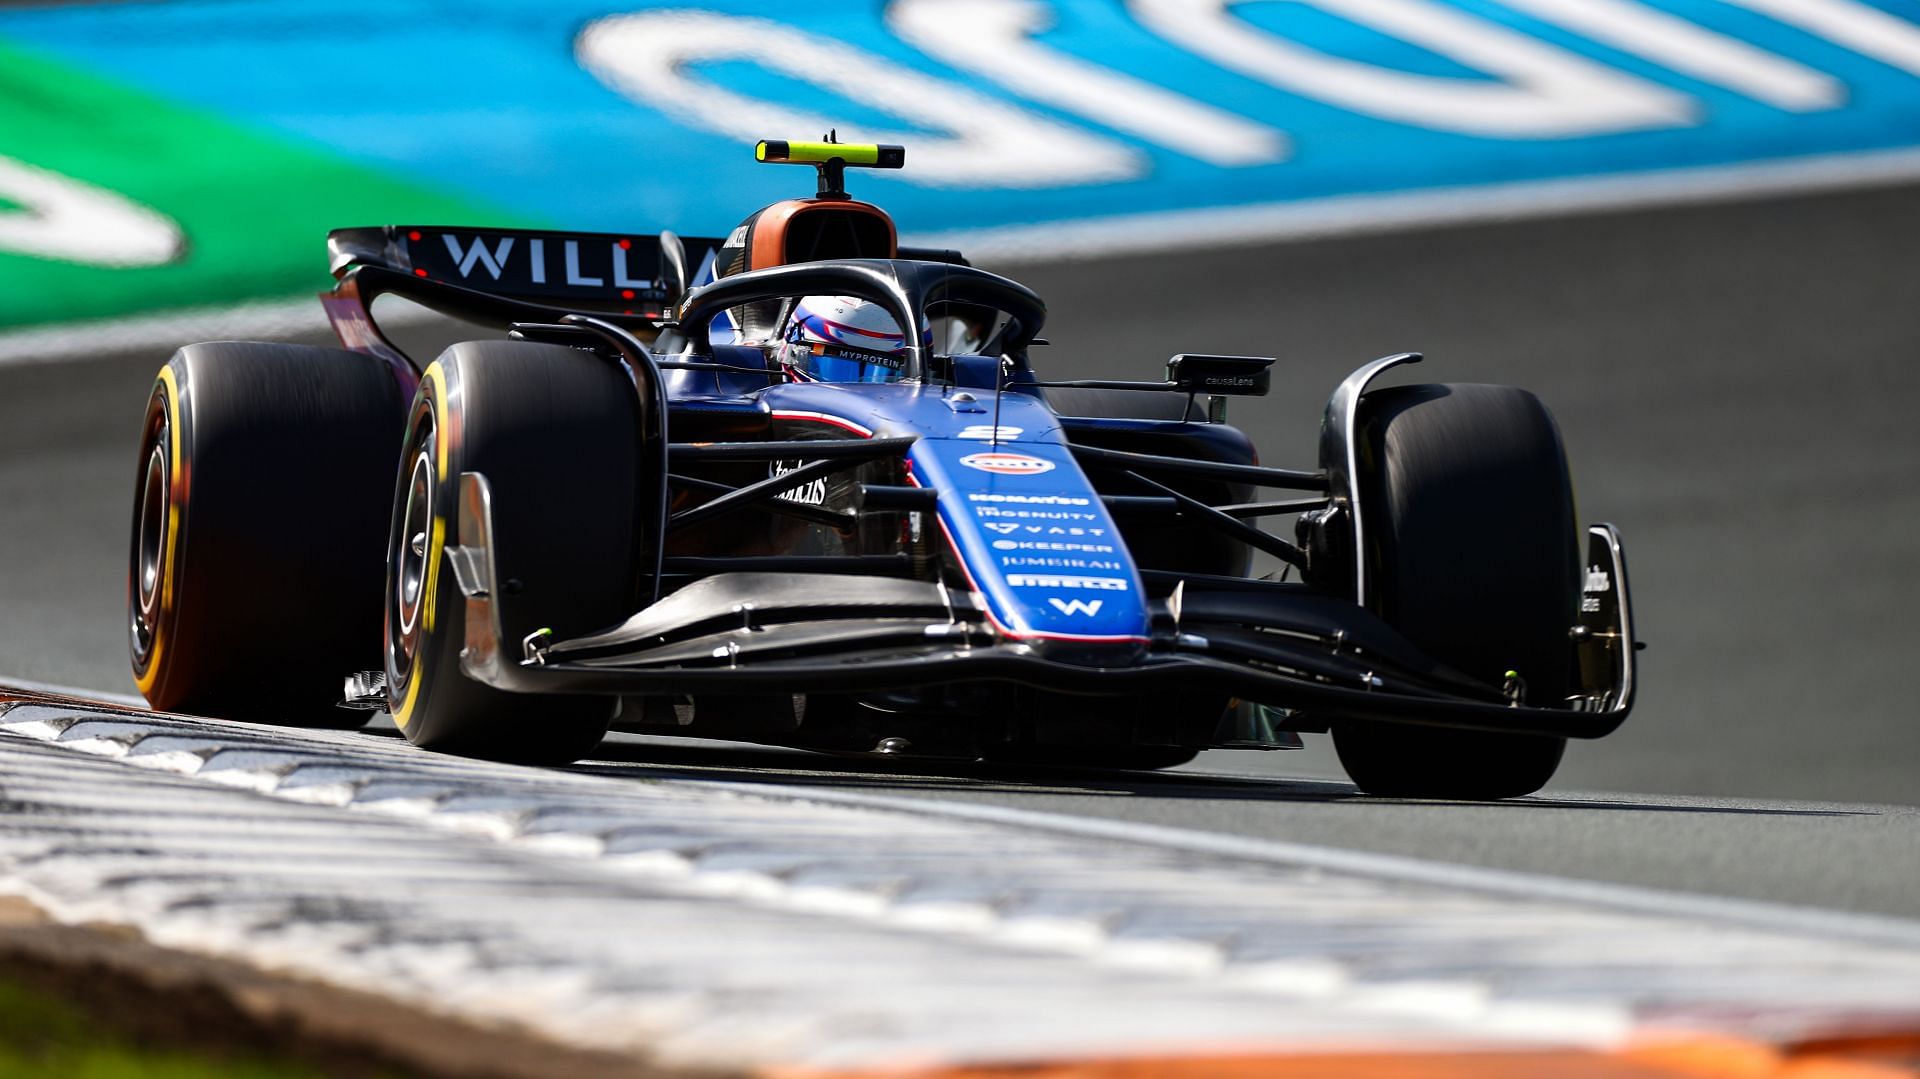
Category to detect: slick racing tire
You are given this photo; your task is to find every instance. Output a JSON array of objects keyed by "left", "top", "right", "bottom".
[
  {"left": 128, "top": 342, "right": 405, "bottom": 727},
  {"left": 384, "top": 341, "right": 641, "bottom": 765},
  {"left": 1332, "top": 383, "right": 1578, "bottom": 800}
]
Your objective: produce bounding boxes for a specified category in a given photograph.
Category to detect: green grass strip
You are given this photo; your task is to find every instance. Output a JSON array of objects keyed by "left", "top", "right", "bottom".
[
  {"left": 0, "top": 977, "right": 327, "bottom": 1078},
  {"left": 0, "top": 38, "right": 529, "bottom": 331}
]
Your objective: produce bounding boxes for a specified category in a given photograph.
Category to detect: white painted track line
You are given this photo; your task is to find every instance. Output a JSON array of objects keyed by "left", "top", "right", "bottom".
[
  {"left": 0, "top": 292, "right": 443, "bottom": 368},
  {"left": 687, "top": 779, "right": 1920, "bottom": 949},
  {"left": 0, "top": 675, "right": 146, "bottom": 708},
  {"left": 0, "top": 295, "right": 328, "bottom": 368},
  {"left": 924, "top": 147, "right": 1920, "bottom": 260}
]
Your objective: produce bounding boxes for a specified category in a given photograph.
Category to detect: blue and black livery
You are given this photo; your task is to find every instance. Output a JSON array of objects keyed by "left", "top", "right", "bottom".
[{"left": 128, "top": 139, "right": 1638, "bottom": 799}]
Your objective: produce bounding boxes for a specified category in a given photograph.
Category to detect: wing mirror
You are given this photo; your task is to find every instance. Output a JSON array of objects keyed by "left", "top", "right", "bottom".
[
  {"left": 1167, "top": 354, "right": 1274, "bottom": 396},
  {"left": 658, "top": 230, "right": 688, "bottom": 309}
]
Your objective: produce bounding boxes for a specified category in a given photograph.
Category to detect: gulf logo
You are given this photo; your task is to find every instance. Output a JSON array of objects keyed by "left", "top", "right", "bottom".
[{"left": 959, "top": 452, "right": 1055, "bottom": 476}]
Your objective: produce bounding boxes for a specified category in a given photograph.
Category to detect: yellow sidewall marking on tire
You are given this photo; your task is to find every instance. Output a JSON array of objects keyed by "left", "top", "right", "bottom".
[
  {"left": 134, "top": 365, "right": 185, "bottom": 699},
  {"left": 392, "top": 665, "right": 417, "bottom": 730},
  {"left": 421, "top": 517, "right": 444, "bottom": 635},
  {"left": 395, "top": 362, "right": 452, "bottom": 732},
  {"left": 392, "top": 513, "right": 442, "bottom": 733}
]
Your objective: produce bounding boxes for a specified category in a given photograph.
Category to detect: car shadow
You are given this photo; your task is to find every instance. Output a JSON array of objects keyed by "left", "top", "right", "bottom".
[{"left": 556, "top": 736, "right": 1870, "bottom": 818}]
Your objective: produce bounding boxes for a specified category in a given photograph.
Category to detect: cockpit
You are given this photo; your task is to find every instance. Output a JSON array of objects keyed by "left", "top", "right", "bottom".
[{"left": 675, "top": 139, "right": 1009, "bottom": 381}]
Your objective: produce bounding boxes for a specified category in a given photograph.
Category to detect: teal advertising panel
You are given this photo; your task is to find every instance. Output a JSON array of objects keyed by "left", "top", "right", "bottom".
[{"left": 4, "top": 1, "right": 1920, "bottom": 327}]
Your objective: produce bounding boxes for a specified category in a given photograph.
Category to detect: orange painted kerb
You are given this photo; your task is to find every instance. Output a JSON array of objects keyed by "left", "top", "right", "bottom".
[{"left": 764, "top": 1034, "right": 1920, "bottom": 1079}]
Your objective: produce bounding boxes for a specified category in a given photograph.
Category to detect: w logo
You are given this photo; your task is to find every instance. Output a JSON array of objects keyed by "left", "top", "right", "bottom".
[
  {"left": 1047, "top": 598, "right": 1104, "bottom": 617},
  {"left": 441, "top": 233, "right": 514, "bottom": 279}
]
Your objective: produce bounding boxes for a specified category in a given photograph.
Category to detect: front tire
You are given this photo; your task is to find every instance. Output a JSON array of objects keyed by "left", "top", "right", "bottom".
[
  {"left": 1332, "top": 383, "right": 1578, "bottom": 800},
  {"left": 384, "top": 341, "right": 641, "bottom": 765},
  {"left": 128, "top": 342, "right": 404, "bottom": 726}
]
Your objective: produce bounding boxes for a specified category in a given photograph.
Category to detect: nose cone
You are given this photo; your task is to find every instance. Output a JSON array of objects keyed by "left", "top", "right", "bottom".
[{"left": 907, "top": 435, "right": 1150, "bottom": 659}]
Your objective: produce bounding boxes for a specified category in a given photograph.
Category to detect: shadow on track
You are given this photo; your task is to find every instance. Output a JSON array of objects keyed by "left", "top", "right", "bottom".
[{"left": 549, "top": 735, "right": 1866, "bottom": 818}]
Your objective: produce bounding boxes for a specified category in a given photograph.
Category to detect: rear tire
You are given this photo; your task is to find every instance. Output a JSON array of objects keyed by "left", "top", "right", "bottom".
[
  {"left": 128, "top": 342, "right": 405, "bottom": 727},
  {"left": 1332, "top": 384, "right": 1577, "bottom": 800},
  {"left": 384, "top": 341, "right": 641, "bottom": 765}
]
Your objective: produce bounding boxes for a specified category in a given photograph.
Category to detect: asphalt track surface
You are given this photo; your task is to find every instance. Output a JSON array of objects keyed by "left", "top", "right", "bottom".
[{"left": 2, "top": 181, "right": 1916, "bottom": 920}]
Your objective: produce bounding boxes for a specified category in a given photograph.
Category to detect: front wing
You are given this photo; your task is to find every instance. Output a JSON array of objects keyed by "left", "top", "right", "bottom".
[{"left": 443, "top": 473, "right": 1637, "bottom": 741}]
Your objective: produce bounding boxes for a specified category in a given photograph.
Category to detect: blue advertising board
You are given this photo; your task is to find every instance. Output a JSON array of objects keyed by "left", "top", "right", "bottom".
[{"left": 4, "top": 0, "right": 1920, "bottom": 274}]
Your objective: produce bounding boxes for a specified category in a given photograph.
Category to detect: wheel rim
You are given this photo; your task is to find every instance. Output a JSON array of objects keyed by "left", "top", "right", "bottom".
[
  {"left": 396, "top": 452, "right": 433, "bottom": 638},
  {"left": 387, "top": 413, "right": 436, "bottom": 704},
  {"left": 129, "top": 400, "right": 170, "bottom": 670}
]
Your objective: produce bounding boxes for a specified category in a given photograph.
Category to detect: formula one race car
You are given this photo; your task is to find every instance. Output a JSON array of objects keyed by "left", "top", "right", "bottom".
[{"left": 128, "top": 139, "right": 1636, "bottom": 799}]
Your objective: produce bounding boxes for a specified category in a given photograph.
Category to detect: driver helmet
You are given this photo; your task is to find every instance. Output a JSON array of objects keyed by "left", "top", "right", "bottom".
[{"left": 778, "top": 295, "right": 914, "bottom": 384}]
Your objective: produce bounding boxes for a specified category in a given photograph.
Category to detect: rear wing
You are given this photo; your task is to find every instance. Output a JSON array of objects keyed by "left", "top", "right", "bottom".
[
  {"left": 327, "top": 226, "right": 725, "bottom": 319},
  {"left": 319, "top": 223, "right": 970, "bottom": 399},
  {"left": 322, "top": 225, "right": 726, "bottom": 397}
]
